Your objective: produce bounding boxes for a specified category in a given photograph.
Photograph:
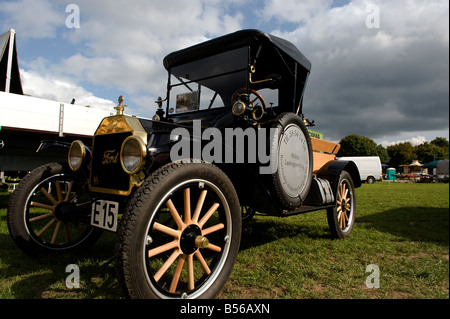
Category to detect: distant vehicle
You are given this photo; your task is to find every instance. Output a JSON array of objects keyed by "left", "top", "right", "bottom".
[
  {"left": 336, "top": 156, "right": 382, "bottom": 184},
  {"left": 435, "top": 160, "right": 449, "bottom": 183}
]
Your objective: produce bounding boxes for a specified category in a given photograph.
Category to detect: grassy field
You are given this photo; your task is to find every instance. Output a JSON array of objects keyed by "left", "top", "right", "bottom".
[{"left": 0, "top": 182, "right": 448, "bottom": 299}]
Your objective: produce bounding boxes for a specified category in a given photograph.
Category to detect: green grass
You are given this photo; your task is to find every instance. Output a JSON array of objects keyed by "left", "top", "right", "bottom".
[{"left": 0, "top": 182, "right": 448, "bottom": 299}]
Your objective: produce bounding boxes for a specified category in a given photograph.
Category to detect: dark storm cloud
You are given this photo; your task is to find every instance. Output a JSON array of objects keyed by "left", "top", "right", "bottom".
[
  {"left": 304, "top": 35, "right": 448, "bottom": 141},
  {"left": 273, "top": 0, "right": 449, "bottom": 142}
]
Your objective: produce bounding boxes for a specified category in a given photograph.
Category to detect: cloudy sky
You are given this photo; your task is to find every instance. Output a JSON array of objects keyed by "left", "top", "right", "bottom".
[{"left": 1, "top": 0, "right": 448, "bottom": 146}]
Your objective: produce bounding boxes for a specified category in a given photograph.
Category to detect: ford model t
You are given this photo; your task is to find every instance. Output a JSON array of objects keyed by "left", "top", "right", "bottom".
[{"left": 7, "top": 30, "right": 360, "bottom": 299}]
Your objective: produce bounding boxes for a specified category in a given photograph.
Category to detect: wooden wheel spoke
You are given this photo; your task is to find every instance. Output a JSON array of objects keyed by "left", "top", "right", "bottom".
[
  {"left": 184, "top": 188, "right": 191, "bottom": 224},
  {"left": 64, "top": 223, "right": 71, "bottom": 242},
  {"left": 340, "top": 185, "right": 346, "bottom": 200},
  {"left": 206, "top": 242, "right": 222, "bottom": 252},
  {"left": 51, "top": 221, "right": 62, "bottom": 244},
  {"left": 166, "top": 199, "right": 185, "bottom": 230},
  {"left": 343, "top": 213, "right": 348, "bottom": 228},
  {"left": 169, "top": 254, "right": 186, "bottom": 293},
  {"left": 40, "top": 187, "right": 57, "bottom": 205},
  {"left": 198, "top": 203, "right": 220, "bottom": 229},
  {"left": 30, "top": 201, "right": 55, "bottom": 212},
  {"left": 343, "top": 187, "right": 348, "bottom": 200},
  {"left": 153, "top": 222, "right": 180, "bottom": 238},
  {"left": 192, "top": 190, "right": 207, "bottom": 223},
  {"left": 195, "top": 250, "right": 211, "bottom": 275},
  {"left": 154, "top": 249, "right": 182, "bottom": 282},
  {"left": 54, "top": 181, "right": 63, "bottom": 202},
  {"left": 202, "top": 223, "right": 224, "bottom": 236},
  {"left": 29, "top": 212, "right": 54, "bottom": 222},
  {"left": 64, "top": 180, "right": 74, "bottom": 202},
  {"left": 187, "top": 254, "right": 194, "bottom": 290},
  {"left": 148, "top": 240, "right": 179, "bottom": 258},
  {"left": 36, "top": 217, "right": 57, "bottom": 237}
]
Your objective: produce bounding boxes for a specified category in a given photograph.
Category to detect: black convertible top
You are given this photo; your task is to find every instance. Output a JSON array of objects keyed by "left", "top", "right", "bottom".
[
  {"left": 164, "top": 29, "right": 311, "bottom": 72},
  {"left": 163, "top": 29, "right": 312, "bottom": 114}
]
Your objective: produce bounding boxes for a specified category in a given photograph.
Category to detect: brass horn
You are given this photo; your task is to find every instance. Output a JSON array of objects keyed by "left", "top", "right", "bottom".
[{"left": 252, "top": 104, "right": 264, "bottom": 121}]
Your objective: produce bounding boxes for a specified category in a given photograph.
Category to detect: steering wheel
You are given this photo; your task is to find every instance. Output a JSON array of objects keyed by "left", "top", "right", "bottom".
[{"left": 231, "top": 88, "right": 267, "bottom": 110}]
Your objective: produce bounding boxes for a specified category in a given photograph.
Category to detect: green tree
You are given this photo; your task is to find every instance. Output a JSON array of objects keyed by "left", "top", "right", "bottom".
[
  {"left": 338, "top": 134, "right": 389, "bottom": 163},
  {"left": 376, "top": 144, "right": 390, "bottom": 164},
  {"left": 415, "top": 142, "right": 440, "bottom": 163},
  {"left": 430, "top": 137, "right": 449, "bottom": 149},
  {"left": 387, "top": 142, "right": 415, "bottom": 169},
  {"left": 430, "top": 137, "right": 449, "bottom": 160},
  {"left": 338, "top": 134, "right": 378, "bottom": 156}
]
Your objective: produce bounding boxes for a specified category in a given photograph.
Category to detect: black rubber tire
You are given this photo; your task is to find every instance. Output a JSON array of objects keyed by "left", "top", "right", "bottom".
[
  {"left": 7, "top": 163, "right": 102, "bottom": 257},
  {"left": 269, "top": 112, "right": 313, "bottom": 209},
  {"left": 327, "top": 171, "right": 356, "bottom": 239},
  {"left": 115, "top": 160, "right": 241, "bottom": 299}
]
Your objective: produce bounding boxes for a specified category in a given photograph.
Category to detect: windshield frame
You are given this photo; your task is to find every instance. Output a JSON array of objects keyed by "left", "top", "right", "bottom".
[{"left": 165, "top": 45, "right": 251, "bottom": 119}]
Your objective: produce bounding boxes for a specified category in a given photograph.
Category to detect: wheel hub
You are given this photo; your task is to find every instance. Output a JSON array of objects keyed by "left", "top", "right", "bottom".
[
  {"left": 54, "top": 201, "right": 83, "bottom": 223},
  {"left": 180, "top": 224, "right": 203, "bottom": 254},
  {"left": 341, "top": 199, "right": 349, "bottom": 213}
]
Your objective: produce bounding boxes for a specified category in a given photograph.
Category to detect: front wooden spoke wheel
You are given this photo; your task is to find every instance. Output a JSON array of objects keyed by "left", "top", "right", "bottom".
[
  {"left": 145, "top": 181, "right": 231, "bottom": 296},
  {"left": 116, "top": 161, "right": 241, "bottom": 299}
]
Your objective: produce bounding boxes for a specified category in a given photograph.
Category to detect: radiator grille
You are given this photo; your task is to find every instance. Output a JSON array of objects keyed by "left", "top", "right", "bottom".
[{"left": 90, "top": 132, "right": 132, "bottom": 195}]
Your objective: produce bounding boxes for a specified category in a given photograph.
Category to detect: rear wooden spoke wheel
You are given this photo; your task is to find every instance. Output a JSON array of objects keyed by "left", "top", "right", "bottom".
[
  {"left": 116, "top": 161, "right": 241, "bottom": 299},
  {"left": 336, "top": 182, "right": 352, "bottom": 231},
  {"left": 327, "top": 171, "right": 355, "bottom": 239}
]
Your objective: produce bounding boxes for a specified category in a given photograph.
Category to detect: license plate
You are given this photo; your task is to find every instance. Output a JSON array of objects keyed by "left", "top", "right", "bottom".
[{"left": 91, "top": 200, "right": 119, "bottom": 232}]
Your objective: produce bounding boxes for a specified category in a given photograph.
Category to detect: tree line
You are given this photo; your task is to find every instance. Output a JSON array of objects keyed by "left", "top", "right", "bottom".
[{"left": 337, "top": 134, "right": 449, "bottom": 169}]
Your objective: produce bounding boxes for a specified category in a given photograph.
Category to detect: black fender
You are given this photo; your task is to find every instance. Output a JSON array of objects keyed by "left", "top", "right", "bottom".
[
  {"left": 316, "top": 160, "right": 361, "bottom": 194},
  {"left": 36, "top": 140, "right": 72, "bottom": 153},
  {"left": 36, "top": 140, "right": 92, "bottom": 171}
]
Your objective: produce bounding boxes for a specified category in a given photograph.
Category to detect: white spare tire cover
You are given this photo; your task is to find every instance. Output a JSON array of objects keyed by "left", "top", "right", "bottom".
[{"left": 271, "top": 113, "right": 313, "bottom": 208}]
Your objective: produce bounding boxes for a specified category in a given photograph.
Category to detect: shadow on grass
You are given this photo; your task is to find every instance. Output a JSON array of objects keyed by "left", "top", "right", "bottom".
[
  {"left": 0, "top": 231, "right": 124, "bottom": 299},
  {"left": 239, "top": 213, "right": 331, "bottom": 251},
  {"left": 1, "top": 191, "right": 124, "bottom": 299},
  {"left": 2, "top": 212, "right": 332, "bottom": 298},
  {"left": 357, "top": 207, "right": 449, "bottom": 246}
]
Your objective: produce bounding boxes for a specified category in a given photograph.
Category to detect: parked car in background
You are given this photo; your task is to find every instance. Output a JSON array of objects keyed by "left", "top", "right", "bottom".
[
  {"left": 336, "top": 156, "right": 382, "bottom": 184},
  {"left": 434, "top": 160, "right": 449, "bottom": 183}
]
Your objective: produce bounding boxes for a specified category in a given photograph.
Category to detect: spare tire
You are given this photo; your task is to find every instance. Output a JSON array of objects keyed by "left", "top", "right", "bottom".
[{"left": 269, "top": 112, "right": 313, "bottom": 209}]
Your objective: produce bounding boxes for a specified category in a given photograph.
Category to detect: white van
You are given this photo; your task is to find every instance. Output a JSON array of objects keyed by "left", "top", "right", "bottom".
[{"left": 336, "top": 156, "right": 383, "bottom": 184}]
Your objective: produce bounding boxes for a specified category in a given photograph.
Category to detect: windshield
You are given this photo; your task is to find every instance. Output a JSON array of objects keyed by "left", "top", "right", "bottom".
[{"left": 167, "top": 47, "right": 248, "bottom": 115}]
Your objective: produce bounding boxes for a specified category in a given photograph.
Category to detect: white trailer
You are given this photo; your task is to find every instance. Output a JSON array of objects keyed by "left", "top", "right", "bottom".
[
  {"left": 0, "top": 91, "right": 112, "bottom": 175},
  {"left": 336, "top": 156, "right": 383, "bottom": 183},
  {"left": 1, "top": 29, "right": 112, "bottom": 180}
]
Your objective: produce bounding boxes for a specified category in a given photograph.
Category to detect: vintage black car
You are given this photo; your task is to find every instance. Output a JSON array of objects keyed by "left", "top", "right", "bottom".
[{"left": 7, "top": 29, "right": 360, "bottom": 299}]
